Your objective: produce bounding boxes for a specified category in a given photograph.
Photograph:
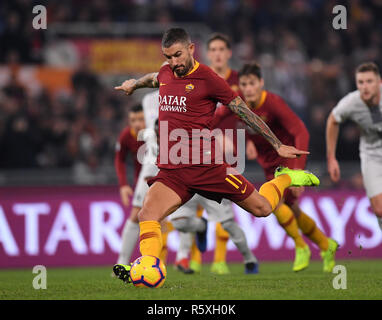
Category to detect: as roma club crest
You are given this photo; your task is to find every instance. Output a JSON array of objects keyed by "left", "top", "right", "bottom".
[
  {"left": 231, "top": 84, "right": 239, "bottom": 92},
  {"left": 185, "top": 83, "right": 194, "bottom": 93}
]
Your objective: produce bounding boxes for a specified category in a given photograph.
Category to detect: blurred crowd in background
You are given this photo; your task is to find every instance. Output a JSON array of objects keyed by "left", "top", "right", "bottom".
[{"left": 0, "top": 0, "right": 381, "bottom": 187}]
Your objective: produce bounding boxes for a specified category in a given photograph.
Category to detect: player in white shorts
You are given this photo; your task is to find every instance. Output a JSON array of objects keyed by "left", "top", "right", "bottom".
[
  {"left": 326, "top": 62, "right": 382, "bottom": 231},
  {"left": 170, "top": 194, "right": 259, "bottom": 274}
]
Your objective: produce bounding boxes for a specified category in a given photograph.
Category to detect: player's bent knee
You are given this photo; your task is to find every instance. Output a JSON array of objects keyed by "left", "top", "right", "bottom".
[
  {"left": 247, "top": 203, "right": 272, "bottom": 217},
  {"left": 257, "top": 204, "right": 273, "bottom": 217},
  {"left": 137, "top": 207, "right": 158, "bottom": 222},
  {"left": 251, "top": 196, "right": 273, "bottom": 217},
  {"left": 237, "top": 193, "right": 272, "bottom": 217}
]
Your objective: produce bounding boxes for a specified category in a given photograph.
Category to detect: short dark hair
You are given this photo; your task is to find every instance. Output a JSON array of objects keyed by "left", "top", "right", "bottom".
[
  {"left": 238, "top": 62, "right": 262, "bottom": 79},
  {"left": 207, "top": 33, "right": 231, "bottom": 49},
  {"left": 130, "top": 104, "right": 143, "bottom": 113},
  {"left": 356, "top": 62, "right": 380, "bottom": 75},
  {"left": 162, "top": 28, "right": 191, "bottom": 48}
]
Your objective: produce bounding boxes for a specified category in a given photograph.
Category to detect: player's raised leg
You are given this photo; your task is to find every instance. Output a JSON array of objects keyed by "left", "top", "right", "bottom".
[{"left": 236, "top": 167, "right": 319, "bottom": 217}]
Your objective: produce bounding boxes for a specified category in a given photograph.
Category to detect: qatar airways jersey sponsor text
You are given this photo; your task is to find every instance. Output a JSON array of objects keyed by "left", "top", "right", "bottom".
[{"left": 159, "top": 94, "right": 187, "bottom": 113}]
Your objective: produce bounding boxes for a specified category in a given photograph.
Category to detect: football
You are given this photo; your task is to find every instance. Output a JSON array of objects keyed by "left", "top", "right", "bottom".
[{"left": 130, "top": 255, "right": 167, "bottom": 288}]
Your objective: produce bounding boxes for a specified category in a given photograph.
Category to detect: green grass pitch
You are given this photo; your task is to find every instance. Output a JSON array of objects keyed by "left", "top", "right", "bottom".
[{"left": 1, "top": 260, "right": 381, "bottom": 300}]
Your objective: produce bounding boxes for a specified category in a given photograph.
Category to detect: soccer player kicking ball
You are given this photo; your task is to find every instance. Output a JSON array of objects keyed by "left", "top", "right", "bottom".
[
  {"left": 112, "top": 28, "right": 319, "bottom": 284},
  {"left": 232, "top": 62, "right": 337, "bottom": 272},
  {"left": 326, "top": 62, "right": 382, "bottom": 232},
  {"left": 116, "top": 93, "right": 194, "bottom": 273},
  {"left": 142, "top": 89, "right": 257, "bottom": 275}
]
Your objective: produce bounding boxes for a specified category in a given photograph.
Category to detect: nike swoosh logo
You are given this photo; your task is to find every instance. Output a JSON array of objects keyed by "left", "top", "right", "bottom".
[
  {"left": 241, "top": 184, "right": 247, "bottom": 194},
  {"left": 160, "top": 83, "right": 167, "bottom": 86}
]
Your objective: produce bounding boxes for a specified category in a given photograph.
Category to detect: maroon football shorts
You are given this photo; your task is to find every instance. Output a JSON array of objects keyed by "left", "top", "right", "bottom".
[{"left": 147, "top": 163, "right": 255, "bottom": 205}]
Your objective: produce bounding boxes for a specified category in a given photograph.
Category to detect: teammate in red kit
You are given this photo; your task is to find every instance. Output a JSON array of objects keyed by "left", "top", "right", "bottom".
[
  {"left": 236, "top": 62, "right": 337, "bottom": 272},
  {"left": 114, "top": 104, "right": 145, "bottom": 265},
  {"left": 112, "top": 28, "right": 319, "bottom": 283},
  {"left": 115, "top": 105, "right": 145, "bottom": 195},
  {"left": 207, "top": 33, "right": 240, "bottom": 137}
]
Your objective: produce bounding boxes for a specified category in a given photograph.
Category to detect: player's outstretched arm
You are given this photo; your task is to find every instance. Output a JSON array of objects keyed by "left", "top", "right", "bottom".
[
  {"left": 325, "top": 112, "right": 341, "bottom": 182},
  {"left": 114, "top": 72, "right": 159, "bottom": 96},
  {"left": 227, "top": 96, "right": 309, "bottom": 159}
]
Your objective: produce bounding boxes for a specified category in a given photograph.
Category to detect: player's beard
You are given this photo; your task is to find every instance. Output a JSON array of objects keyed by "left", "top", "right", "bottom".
[
  {"left": 173, "top": 56, "right": 193, "bottom": 77},
  {"left": 362, "top": 91, "right": 379, "bottom": 106},
  {"left": 247, "top": 100, "right": 256, "bottom": 109}
]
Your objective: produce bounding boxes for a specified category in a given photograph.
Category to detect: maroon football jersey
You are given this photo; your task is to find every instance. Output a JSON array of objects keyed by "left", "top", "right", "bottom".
[
  {"left": 226, "top": 69, "right": 239, "bottom": 90},
  {"left": 157, "top": 61, "right": 238, "bottom": 169},
  {"left": 114, "top": 126, "right": 144, "bottom": 186},
  {"left": 246, "top": 91, "right": 310, "bottom": 169},
  {"left": 214, "top": 69, "right": 240, "bottom": 131},
  {"left": 213, "top": 69, "right": 241, "bottom": 159}
]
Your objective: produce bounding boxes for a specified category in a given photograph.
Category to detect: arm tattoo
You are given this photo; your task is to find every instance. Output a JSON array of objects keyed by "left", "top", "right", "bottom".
[
  {"left": 134, "top": 72, "right": 159, "bottom": 89},
  {"left": 227, "top": 96, "right": 282, "bottom": 150}
]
